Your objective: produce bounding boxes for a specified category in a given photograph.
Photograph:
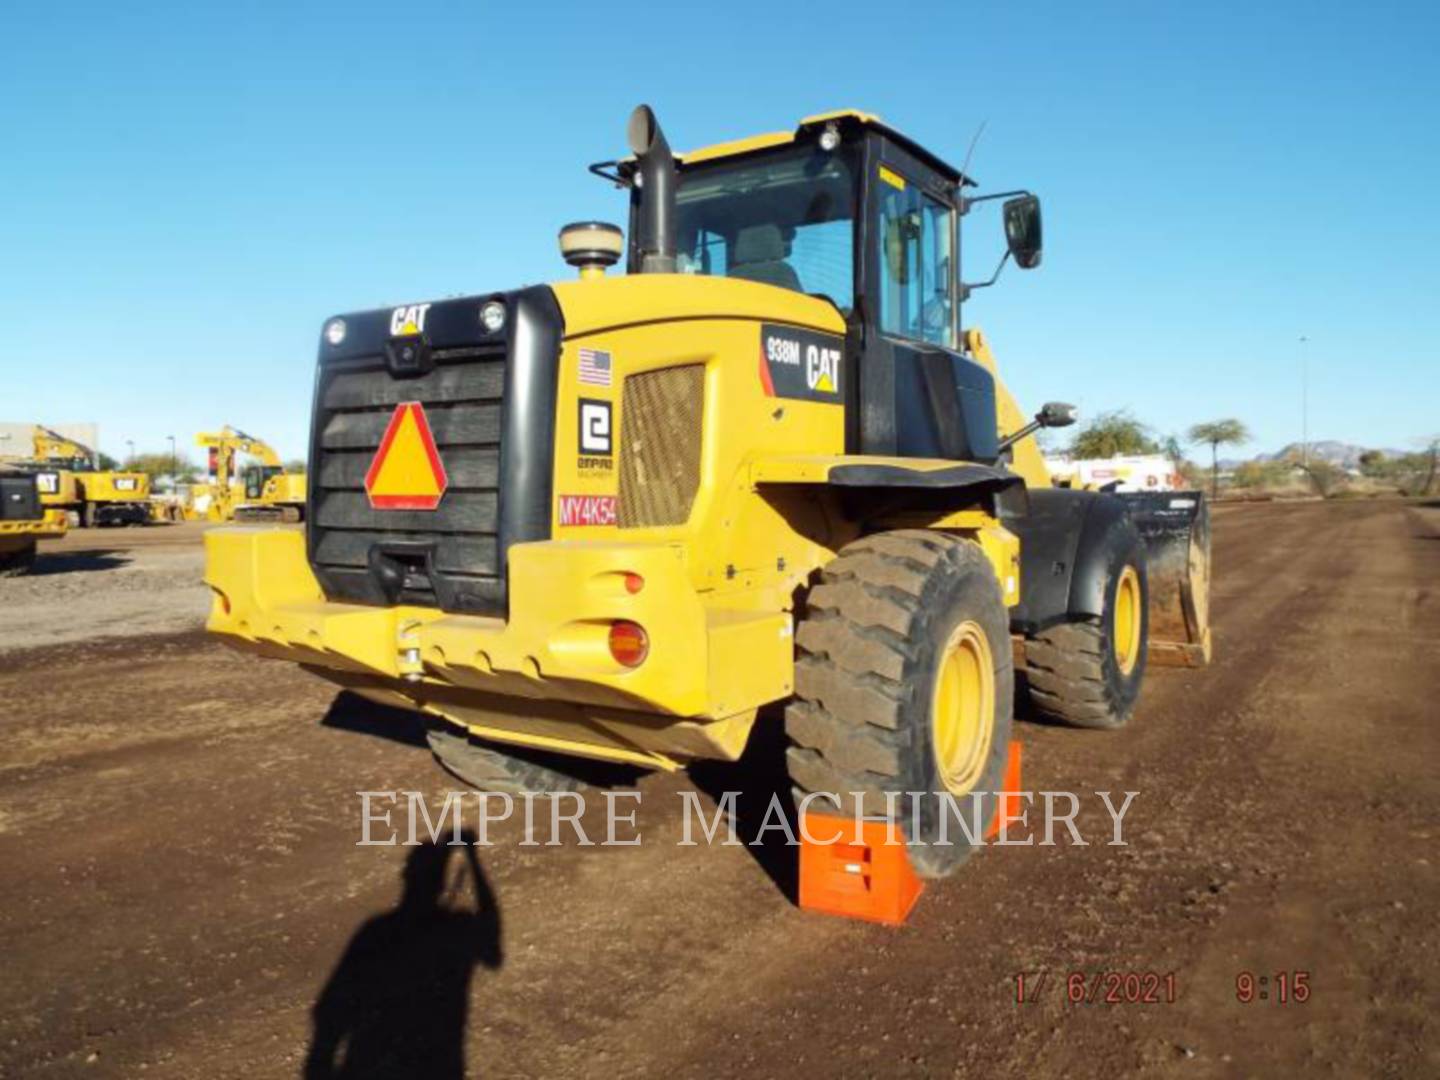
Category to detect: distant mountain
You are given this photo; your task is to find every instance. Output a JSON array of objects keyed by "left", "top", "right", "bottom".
[
  {"left": 1260, "top": 442, "right": 1410, "bottom": 470},
  {"left": 1217, "top": 441, "right": 1410, "bottom": 472}
]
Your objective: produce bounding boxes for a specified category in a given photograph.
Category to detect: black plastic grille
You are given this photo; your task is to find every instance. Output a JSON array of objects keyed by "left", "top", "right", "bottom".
[
  {"left": 310, "top": 344, "right": 508, "bottom": 611},
  {"left": 305, "top": 287, "right": 564, "bottom": 619},
  {"left": 0, "top": 472, "right": 42, "bottom": 522}
]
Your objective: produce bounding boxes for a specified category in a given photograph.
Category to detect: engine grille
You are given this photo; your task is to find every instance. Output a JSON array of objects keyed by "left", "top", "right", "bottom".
[
  {"left": 305, "top": 288, "right": 562, "bottom": 618},
  {"left": 311, "top": 343, "right": 508, "bottom": 611},
  {"left": 0, "top": 472, "right": 42, "bottom": 522},
  {"left": 618, "top": 365, "right": 704, "bottom": 528}
]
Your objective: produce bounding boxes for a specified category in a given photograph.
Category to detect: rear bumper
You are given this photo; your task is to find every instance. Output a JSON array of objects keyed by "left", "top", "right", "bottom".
[
  {"left": 204, "top": 528, "right": 794, "bottom": 768},
  {"left": 0, "top": 511, "right": 67, "bottom": 541}
]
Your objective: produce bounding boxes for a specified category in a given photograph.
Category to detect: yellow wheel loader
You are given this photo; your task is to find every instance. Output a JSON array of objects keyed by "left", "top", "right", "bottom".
[
  {"left": 1, "top": 469, "right": 67, "bottom": 576},
  {"left": 206, "top": 106, "right": 1210, "bottom": 876}
]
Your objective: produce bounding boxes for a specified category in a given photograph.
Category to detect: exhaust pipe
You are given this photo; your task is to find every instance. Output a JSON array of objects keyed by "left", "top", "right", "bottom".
[{"left": 627, "top": 104, "right": 676, "bottom": 273}]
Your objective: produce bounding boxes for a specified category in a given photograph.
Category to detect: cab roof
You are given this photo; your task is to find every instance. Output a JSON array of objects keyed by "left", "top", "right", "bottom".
[{"left": 677, "top": 109, "right": 976, "bottom": 187}]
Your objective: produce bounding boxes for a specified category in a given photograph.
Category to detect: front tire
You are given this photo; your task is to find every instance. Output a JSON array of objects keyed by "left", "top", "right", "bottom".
[
  {"left": 786, "top": 530, "right": 1014, "bottom": 879},
  {"left": 1024, "top": 526, "right": 1148, "bottom": 729}
]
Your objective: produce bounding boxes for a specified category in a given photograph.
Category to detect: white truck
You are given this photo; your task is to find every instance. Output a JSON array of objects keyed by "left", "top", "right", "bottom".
[{"left": 1045, "top": 454, "right": 1184, "bottom": 493}]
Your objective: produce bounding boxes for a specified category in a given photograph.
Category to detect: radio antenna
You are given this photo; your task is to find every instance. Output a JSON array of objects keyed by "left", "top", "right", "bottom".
[{"left": 958, "top": 119, "right": 987, "bottom": 197}]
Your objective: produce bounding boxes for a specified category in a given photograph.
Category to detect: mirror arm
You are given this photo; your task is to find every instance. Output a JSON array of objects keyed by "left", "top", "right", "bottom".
[
  {"left": 997, "top": 416, "right": 1043, "bottom": 455},
  {"left": 588, "top": 159, "right": 632, "bottom": 189},
  {"left": 960, "top": 249, "right": 1011, "bottom": 302},
  {"left": 959, "top": 188, "right": 1031, "bottom": 216}
]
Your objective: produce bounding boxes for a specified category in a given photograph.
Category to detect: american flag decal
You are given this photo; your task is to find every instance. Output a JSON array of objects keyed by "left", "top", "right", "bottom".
[{"left": 577, "top": 347, "right": 612, "bottom": 388}]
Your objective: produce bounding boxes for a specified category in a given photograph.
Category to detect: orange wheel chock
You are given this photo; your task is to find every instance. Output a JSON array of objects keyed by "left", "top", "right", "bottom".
[
  {"left": 798, "top": 814, "right": 924, "bottom": 926},
  {"left": 798, "top": 740, "right": 1023, "bottom": 926},
  {"left": 985, "top": 740, "right": 1024, "bottom": 841}
]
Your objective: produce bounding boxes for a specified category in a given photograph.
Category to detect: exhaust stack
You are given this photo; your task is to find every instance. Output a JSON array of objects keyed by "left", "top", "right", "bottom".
[{"left": 627, "top": 105, "right": 676, "bottom": 273}]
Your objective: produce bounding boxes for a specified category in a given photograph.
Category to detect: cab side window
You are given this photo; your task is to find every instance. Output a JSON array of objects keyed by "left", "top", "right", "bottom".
[{"left": 877, "top": 168, "right": 955, "bottom": 348}]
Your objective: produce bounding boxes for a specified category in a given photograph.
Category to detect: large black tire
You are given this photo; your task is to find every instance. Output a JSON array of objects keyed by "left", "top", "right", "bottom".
[
  {"left": 786, "top": 530, "right": 1014, "bottom": 879},
  {"left": 426, "top": 724, "right": 586, "bottom": 795},
  {"left": 1024, "top": 525, "right": 1148, "bottom": 729},
  {"left": 0, "top": 542, "right": 37, "bottom": 578}
]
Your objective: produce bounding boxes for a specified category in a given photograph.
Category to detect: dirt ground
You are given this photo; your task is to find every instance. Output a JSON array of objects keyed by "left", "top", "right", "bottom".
[
  {"left": 0, "top": 500, "right": 1436, "bottom": 1078},
  {"left": 0, "top": 522, "right": 213, "bottom": 651}
]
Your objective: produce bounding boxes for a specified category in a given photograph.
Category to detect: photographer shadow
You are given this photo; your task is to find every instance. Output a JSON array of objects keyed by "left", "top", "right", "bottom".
[{"left": 305, "top": 836, "right": 502, "bottom": 1079}]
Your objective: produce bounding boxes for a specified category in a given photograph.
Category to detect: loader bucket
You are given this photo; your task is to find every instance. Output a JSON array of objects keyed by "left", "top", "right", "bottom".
[{"left": 1119, "top": 491, "right": 1212, "bottom": 668}]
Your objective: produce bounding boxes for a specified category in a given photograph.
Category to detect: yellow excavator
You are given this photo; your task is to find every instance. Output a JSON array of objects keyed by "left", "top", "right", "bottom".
[
  {"left": 27, "top": 427, "right": 151, "bottom": 527},
  {"left": 194, "top": 427, "right": 307, "bottom": 522}
]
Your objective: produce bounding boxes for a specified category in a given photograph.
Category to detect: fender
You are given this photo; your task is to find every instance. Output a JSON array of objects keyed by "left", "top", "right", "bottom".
[
  {"left": 752, "top": 454, "right": 1021, "bottom": 498},
  {"left": 752, "top": 454, "right": 1026, "bottom": 522},
  {"left": 1005, "top": 488, "right": 1136, "bottom": 634}
]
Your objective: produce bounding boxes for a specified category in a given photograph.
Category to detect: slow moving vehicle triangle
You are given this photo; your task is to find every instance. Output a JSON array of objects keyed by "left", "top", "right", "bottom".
[{"left": 364, "top": 402, "right": 449, "bottom": 510}]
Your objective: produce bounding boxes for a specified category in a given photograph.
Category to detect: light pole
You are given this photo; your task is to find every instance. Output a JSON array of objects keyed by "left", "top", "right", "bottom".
[
  {"left": 125, "top": 439, "right": 135, "bottom": 466},
  {"left": 168, "top": 435, "right": 177, "bottom": 493},
  {"left": 1298, "top": 335, "right": 1309, "bottom": 470}
]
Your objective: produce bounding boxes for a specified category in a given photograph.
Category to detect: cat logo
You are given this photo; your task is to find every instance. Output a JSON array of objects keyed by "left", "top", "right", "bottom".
[
  {"left": 390, "top": 303, "right": 432, "bottom": 337},
  {"left": 807, "top": 346, "right": 839, "bottom": 393}
]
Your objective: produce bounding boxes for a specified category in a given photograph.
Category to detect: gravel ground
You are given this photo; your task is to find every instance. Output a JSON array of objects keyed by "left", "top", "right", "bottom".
[{"left": 0, "top": 522, "right": 216, "bottom": 651}]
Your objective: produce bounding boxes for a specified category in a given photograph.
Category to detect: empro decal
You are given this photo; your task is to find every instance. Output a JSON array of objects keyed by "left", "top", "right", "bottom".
[
  {"left": 579, "top": 398, "right": 613, "bottom": 456},
  {"left": 577, "top": 398, "right": 614, "bottom": 474},
  {"left": 759, "top": 324, "right": 843, "bottom": 403}
]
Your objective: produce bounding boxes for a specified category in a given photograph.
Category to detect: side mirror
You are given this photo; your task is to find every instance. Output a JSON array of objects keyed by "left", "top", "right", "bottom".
[
  {"left": 1003, "top": 194, "right": 1043, "bottom": 270},
  {"left": 1037, "top": 401, "right": 1076, "bottom": 428},
  {"left": 996, "top": 400, "right": 1076, "bottom": 455}
]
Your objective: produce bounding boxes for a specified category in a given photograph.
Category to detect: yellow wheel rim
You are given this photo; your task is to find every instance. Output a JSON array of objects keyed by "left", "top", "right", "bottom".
[
  {"left": 931, "top": 620, "right": 996, "bottom": 796},
  {"left": 1113, "top": 565, "right": 1142, "bottom": 676}
]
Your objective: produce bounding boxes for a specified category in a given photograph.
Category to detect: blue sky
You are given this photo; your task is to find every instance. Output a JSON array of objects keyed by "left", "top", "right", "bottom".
[{"left": 2, "top": 1, "right": 1436, "bottom": 463}]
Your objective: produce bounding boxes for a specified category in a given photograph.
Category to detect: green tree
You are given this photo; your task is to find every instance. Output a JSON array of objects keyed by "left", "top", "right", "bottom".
[
  {"left": 1357, "top": 449, "right": 1388, "bottom": 477},
  {"left": 284, "top": 458, "right": 308, "bottom": 474},
  {"left": 1231, "top": 459, "right": 1287, "bottom": 489},
  {"left": 1290, "top": 456, "right": 1342, "bottom": 497},
  {"left": 125, "top": 452, "right": 199, "bottom": 484},
  {"left": 96, "top": 451, "right": 120, "bottom": 470},
  {"left": 1069, "top": 410, "right": 1159, "bottom": 458},
  {"left": 1391, "top": 438, "right": 1440, "bottom": 496},
  {"left": 1420, "top": 438, "right": 1439, "bottom": 497},
  {"left": 1187, "top": 419, "right": 1250, "bottom": 497}
]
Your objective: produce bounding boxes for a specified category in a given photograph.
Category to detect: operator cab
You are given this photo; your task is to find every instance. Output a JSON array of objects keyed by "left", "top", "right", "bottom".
[
  {"left": 244, "top": 464, "right": 283, "bottom": 500},
  {"left": 597, "top": 109, "right": 1043, "bottom": 465}
]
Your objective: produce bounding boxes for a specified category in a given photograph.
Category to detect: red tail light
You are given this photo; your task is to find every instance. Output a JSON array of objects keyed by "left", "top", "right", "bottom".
[
  {"left": 608, "top": 621, "right": 649, "bottom": 667},
  {"left": 623, "top": 572, "right": 645, "bottom": 595}
]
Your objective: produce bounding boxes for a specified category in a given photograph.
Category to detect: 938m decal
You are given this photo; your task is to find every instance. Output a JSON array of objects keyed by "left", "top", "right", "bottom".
[{"left": 759, "top": 324, "right": 844, "bottom": 403}]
